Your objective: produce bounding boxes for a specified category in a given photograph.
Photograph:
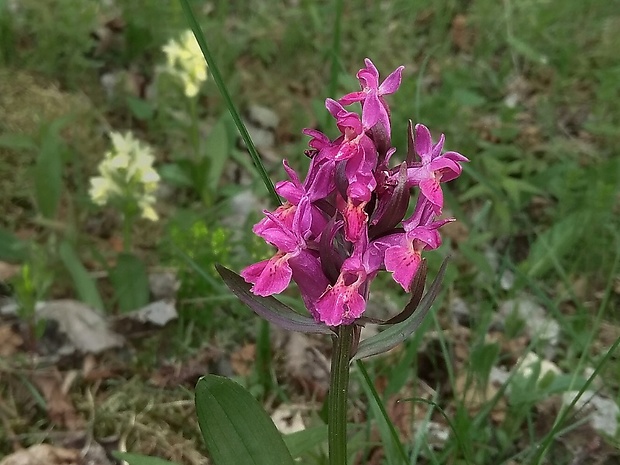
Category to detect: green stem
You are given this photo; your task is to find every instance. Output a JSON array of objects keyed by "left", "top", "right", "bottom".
[
  {"left": 188, "top": 96, "right": 200, "bottom": 160},
  {"left": 122, "top": 212, "right": 133, "bottom": 252},
  {"left": 329, "top": 324, "right": 354, "bottom": 465}
]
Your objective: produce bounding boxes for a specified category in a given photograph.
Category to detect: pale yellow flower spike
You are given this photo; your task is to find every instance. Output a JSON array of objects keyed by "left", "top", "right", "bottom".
[
  {"left": 89, "top": 131, "right": 160, "bottom": 222},
  {"left": 162, "top": 29, "right": 208, "bottom": 98}
]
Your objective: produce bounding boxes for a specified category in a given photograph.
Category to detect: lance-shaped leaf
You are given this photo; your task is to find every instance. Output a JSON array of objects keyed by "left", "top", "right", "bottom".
[
  {"left": 352, "top": 257, "right": 448, "bottom": 361},
  {"left": 216, "top": 265, "right": 333, "bottom": 334},
  {"left": 359, "top": 260, "right": 428, "bottom": 325},
  {"left": 196, "top": 375, "right": 296, "bottom": 465}
]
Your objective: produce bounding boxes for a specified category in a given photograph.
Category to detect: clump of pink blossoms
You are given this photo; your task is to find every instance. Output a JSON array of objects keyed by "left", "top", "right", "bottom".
[{"left": 241, "top": 59, "right": 468, "bottom": 327}]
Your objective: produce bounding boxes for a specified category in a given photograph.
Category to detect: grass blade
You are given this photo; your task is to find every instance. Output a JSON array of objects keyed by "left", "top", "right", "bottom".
[{"left": 178, "top": 0, "right": 280, "bottom": 205}]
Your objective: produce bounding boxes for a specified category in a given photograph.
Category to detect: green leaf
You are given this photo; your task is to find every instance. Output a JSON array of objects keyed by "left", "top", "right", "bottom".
[
  {"left": 0, "top": 133, "right": 38, "bottom": 151},
  {"left": 113, "top": 452, "right": 179, "bottom": 465},
  {"left": 158, "top": 162, "right": 194, "bottom": 187},
  {"left": 34, "top": 127, "right": 64, "bottom": 218},
  {"left": 216, "top": 265, "right": 332, "bottom": 334},
  {"left": 126, "top": 95, "right": 155, "bottom": 121},
  {"left": 506, "top": 35, "right": 548, "bottom": 64},
  {"left": 195, "top": 375, "right": 296, "bottom": 465},
  {"left": 352, "top": 258, "right": 448, "bottom": 361},
  {"left": 0, "top": 228, "right": 27, "bottom": 263},
  {"left": 283, "top": 425, "right": 328, "bottom": 458},
  {"left": 523, "top": 212, "right": 586, "bottom": 278},
  {"left": 58, "top": 240, "right": 104, "bottom": 311},
  {"left": 110, "top": 252, "right": 149, "bottom": 312},
  {"left": 204, "top": 116, "right": 229, "bottom": 192}
]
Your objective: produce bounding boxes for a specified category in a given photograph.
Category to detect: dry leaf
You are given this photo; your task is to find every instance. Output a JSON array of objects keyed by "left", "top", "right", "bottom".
[
  {"left": 148, "top": 270, "right": 180, "bottom": 301},
  {"left": 37, "top": 300, "right": 124, "bottom": 354},
  {"left": 0, "top": 261, "right": 20, "bottom": 281},
  {"left": 451, "top": 14, "right": 474, "bottom": 52},
  {"left": 32, "top": 369, "right": 83, "bottom": 430},
  {"left": 283, "top": 332, "right": 330, "bottom": 398},
  {"left": 0, "top": 324, "right": 23, "bottom": 356},
  {"left": 230, "top": 343, "right": 256, "bottom": 376},
  {"left": 151, "top": 348, "right": 214, "bottom": 388},
  {"left": 0, "top": 444, "right": 79, "bottom": 465},
  {"left": 112, "top": 300, "right": 178, "bottom": 333}
]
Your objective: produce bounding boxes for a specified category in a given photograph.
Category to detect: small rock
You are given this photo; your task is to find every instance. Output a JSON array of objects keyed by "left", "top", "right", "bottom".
[
  {"left": 115, "top": 300, "right": 177, "bottom": 327},
  {"left": 449, "top": 296, "right": 470, "bottom": 326},
  {"left": 247, "top": 104, "right": 279, "bottom": 130},
  {"left": 413, "top": 420, "right": 450, "bottom": 448},
  {"left": 37, "top": 300, "right": 124, "bottom": 354},
  {"left": 498, "top": 296, "right": 560, "bottom": 352},
  {"left": 271, "top": 405, "right": 305, "bottom": 435},
  {"left": 515, "top": 352, "right": 562, "bottom": 383},
  {"left": 562, "top": 390, "right": 619, "bottom": 437},
  {"left": 148, "top": 270, "right": 180, "bottom": 300}
]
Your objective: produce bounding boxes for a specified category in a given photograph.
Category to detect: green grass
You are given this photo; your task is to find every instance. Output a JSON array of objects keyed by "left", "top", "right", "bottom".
[{"left": 0, "top": 0, "right": 618, "bottom": 464}]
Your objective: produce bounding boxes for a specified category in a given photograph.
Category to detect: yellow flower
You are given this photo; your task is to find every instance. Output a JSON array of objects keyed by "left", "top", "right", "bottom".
[
  {"left": 89, "top": 131, "right": 160, "bottom": 221},
  {"left": 162, "top": 30, "right": 208, "bottom": 98}
]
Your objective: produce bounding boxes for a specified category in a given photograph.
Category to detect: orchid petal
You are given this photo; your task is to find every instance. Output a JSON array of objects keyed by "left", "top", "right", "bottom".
[
  {"left": 414, "top": 124, "right": 432, "bottom": 159},
  {"left": 241, "top": 254, "right": 293, "bottom": 296},
  {"left": 378, "top": 66, "right": 404, "bottom": 94},
  {"left": 384, "top": 244, "right": 422, "bottom": 291},
  {"left": 419, "top": 178, "right": 443, "bottom": 214}
]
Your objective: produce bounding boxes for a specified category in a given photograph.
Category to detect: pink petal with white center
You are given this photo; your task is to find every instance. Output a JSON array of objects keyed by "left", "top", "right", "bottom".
[
  {"left": 316, "top": 284, "right": 366, "bottom": 326},
  {"left": 384, "top": 244, "right": 422, "bottom": 291},
  {"left": 419, "top": 178, "right": 443, "bottom": 214},
  {"left": 343, "top": 200, "right": 369, "bottom": 243},
  {"left": 241, "top": 254, "right": 293, "bottom": 296}
]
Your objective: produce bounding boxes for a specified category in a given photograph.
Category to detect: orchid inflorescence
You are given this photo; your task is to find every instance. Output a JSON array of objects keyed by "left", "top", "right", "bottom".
[
  {"left": 162, "top": 29, "right": 208, "bottom": 98},
  {"left": 240, "top": 59, "right": 468, "bottom": 327},
  {"left": 89, "top": 131, "right": 160, "bottom": 222}
]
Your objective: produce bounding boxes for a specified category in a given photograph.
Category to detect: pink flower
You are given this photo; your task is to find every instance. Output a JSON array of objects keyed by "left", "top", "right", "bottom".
[
  {"left": 237, "top": 59, "right": 468, "bottom": 328},
  {"left": 339, "top": 58, "right": 404, "bottom": 138},
  {"left": 242, "top": 198, "right": 315, "bottom": 296},
  {"left": 384, "top": 198, "right": 452, "bottom": 291},
  {"left": 406, "top": 124, "right": 469, "bottom": 214},
  {"left": 315, "top": 232, "right": 376, "bottom": 326}
]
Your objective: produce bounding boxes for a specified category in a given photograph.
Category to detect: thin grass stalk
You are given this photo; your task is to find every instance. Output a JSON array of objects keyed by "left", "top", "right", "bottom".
[
  {"left": 178, "top": 0, "right": 280, "bottom": 205},
  {"left": 327, "top": 0, "right": 344, "bottom": 101},
  {"left": 356, "top": 360, "right": 409, "bottom": 463}
]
